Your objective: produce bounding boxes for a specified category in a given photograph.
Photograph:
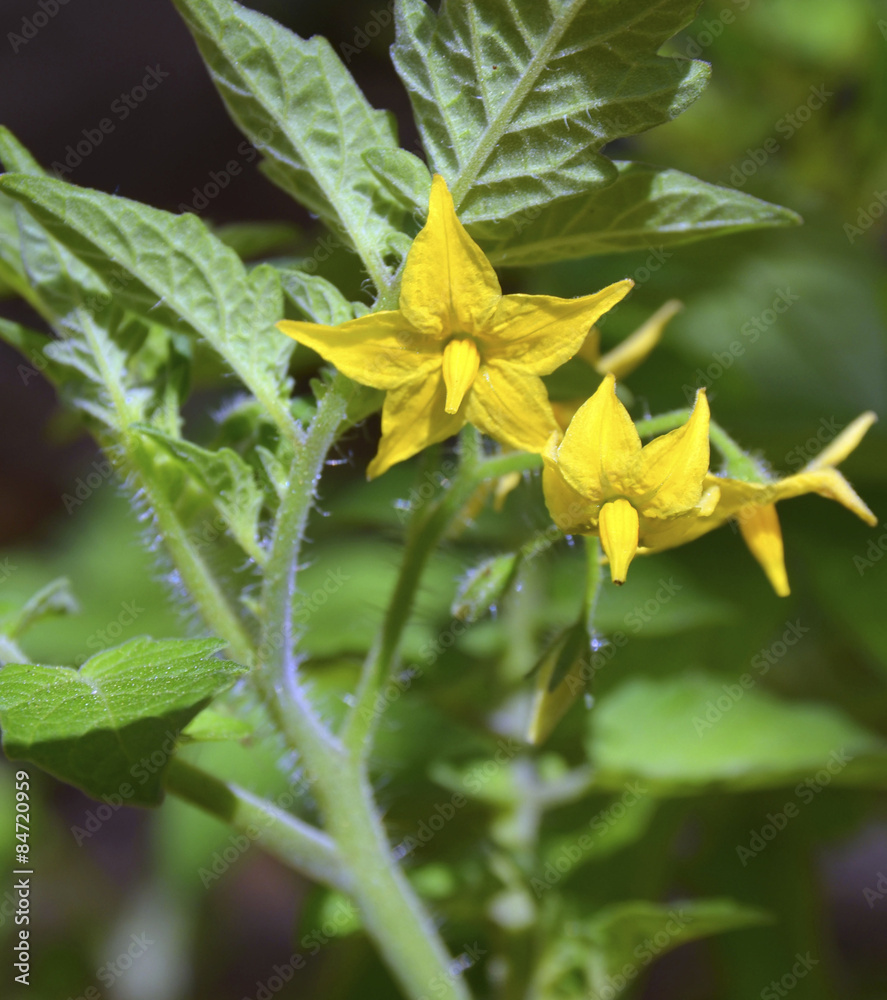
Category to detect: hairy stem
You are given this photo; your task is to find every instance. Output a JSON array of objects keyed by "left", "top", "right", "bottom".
[
  {"left": 165, "top": 758, "right": 349, "bottom": 891},
  {"left": 256, "top": 377, "right": 471, "bottom": 1000}
]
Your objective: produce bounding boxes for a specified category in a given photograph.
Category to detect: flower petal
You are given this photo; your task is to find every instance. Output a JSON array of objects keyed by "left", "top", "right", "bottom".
[
  {"left": 487, "top": 279, "right": 633, "bottom": 374},
  {"left": 465, "top": 361, "right": 559, "bottom": 453},
  {"left": 399, "top": 175, "right": 501, "bottom": 338},
  {"left": 633, "top": 389, "right": 710, "bottom": 515},
  {"left": 770, "top": 467, "right": 877, "bottom": 525},
  {"left": 542, "top": 434, "right": 599, "bottom": 534},
  {"left": 366, "top": 375, "right": 465, "bottom": 479},
  {"left": 804, "top": 412, "right": 877, "bottom": 471},
  {"left": 596, "top": 299, "right": 682, "bottom": 379},
  {"left": 556, "top": 374, "right": 641, "bottom": 502},
  {"left": 737, "top": 503, "right": 790, "bottom": 597},
  {"left": 277, "top": 313, "right": 440, "bottom": 390}
]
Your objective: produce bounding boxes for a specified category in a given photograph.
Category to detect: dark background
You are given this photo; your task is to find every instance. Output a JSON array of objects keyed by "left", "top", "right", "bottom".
[{"left": 1, "top": 1, "right": 887, "bottom": 998}]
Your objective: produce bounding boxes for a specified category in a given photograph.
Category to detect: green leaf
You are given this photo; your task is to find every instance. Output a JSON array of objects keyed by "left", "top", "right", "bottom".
[
  {"left": 0, "top": 173, "right": 298, "bottom": 443},
  {"left": 451, "top": 552, "right": 521, "bottom": 623},
  {"left": 279, "top": 268, "right": 355, "bottom": 326},
  {"left": 0, "top": 637, "right": 245, "bottom": 806},
  {"left": 392, "top": 0, "right": 709, "bottom": 221},
  {"left": 214, "top": 221, "right": 302, "bottom": 260},
  {"left": 171, "top": 0, "right": 406, "bottom": 294},
  {"left": 363, "top": 147, "right": 432, "bottom": 214},
  {"left": 0, "top": 578, "right": 78, "bottom": 641},
  {"left": 135, "top": 426, "right": 267, "bottom": 565},
  {"left": 584, "top": 900, "right": 769, "bottom": 993},
  {"left": 589, "top": 672, "right": 887, "bottom": 793},
  {"left": 182, "top": 707, "right": 253, "bottom": 742},
  {"left": 480, "top": 162, "right": 803, "bottom": 266}
]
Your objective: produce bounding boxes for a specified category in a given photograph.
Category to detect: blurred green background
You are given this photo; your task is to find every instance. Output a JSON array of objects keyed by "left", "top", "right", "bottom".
[{"left": 1, "top": 1, "right": 886, "bottom": 998}]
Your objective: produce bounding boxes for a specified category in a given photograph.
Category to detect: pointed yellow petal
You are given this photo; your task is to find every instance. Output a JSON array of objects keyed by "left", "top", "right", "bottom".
[
  {"left": 634, "top": 389, "right": 710, "bottom": 515},
  {"left": 399, "top": 174, "right": 501, "bottom": 338},
  {"left": 366, "top": 375, "right": 465, "bottom": 479},
  {"left": 804, "top": 412, "right": 877, "bottom": 471},
  {"left": 771, "top": 467, "right": 877, "bottom": 526},
  {"left": 738, "top": 503, "right": 790, "bottom": 597},
  {"left": 542, "top": 434, "right": 598, "bottom": 535},
  {"left": 596, "top": 299, "right": 682, "bottom": 379},
  {"left": 555, "top": 374, "right": 642, "bottom": 502},
  {"left": 276, "top": 313, "right": 440, "bottom": 390},
  {"left": 486, "top": 279, "right": 633, "bottom": 374},
  {"left": 441, "top": 337, "right": 481, "bottom": 414},
  {"left": 465, "top": 361, "right": 559, "bottom": 453},
  {"left": 599, "top": 499, "right": 639, "bottom": 585}
]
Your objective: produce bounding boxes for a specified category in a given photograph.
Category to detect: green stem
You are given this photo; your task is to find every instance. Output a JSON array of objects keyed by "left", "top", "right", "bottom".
[
  {"left": 315, "top": 762, "right": 471, "bottom": 1000},
  {"left": 165, "top": 758, "right": 349, "bottom": 891},
  {"left": 582, "top": 535, "right": 603, "bottom": 636},
  {"left": 77, "top": 307, "right": 255, "bottom": 664},
  {"left": 256, "top": 379, "right": 471, "bottom": 1000},
  {"left": 343, "top": 444, "right": 542, "bottom": 756}
]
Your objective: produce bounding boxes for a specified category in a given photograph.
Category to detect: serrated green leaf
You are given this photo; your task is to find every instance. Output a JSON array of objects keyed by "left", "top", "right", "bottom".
[
  {"left": 136, "top": 426, "right": 267, "bottom": 566},
  {"left": 392, "top": 0, "right": 709, "bottom": 221},
  {"left": 480, "top": 162, "right": 802, "bottom": 265},
  {"left": 363, "top": 147, "right": 432, "bottom": 214},
  {"left": 0, "top": 174, "right": 299, "bottom": 443},
  {"left": 171, "top": 0, "right": 406, "bottom": 295},
  {"left": 0, "top": 637, "right": 246, "bottom": 805},
  {"left": 589, "top": 672, "right": 887, "bottom": 793},
  {"left": 279, "top": 268, "right": 355, "bottom": 326}
]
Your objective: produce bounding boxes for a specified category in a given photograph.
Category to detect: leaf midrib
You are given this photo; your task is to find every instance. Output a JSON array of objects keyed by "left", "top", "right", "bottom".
[{"left": 448, "top": 0, "right": 683, "bottom": 209}]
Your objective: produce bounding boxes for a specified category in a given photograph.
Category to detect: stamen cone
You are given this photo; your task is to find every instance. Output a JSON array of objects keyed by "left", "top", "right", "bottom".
[
  {"left": 442, "top": 337, "right": 481, "bottom": 414},
  {"left": 599, "top": 499, "right": 639, "bottom": 585}
]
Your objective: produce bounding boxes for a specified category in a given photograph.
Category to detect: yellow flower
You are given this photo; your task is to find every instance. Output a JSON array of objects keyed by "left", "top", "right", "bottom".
[
  {"left": 543, "top": 374, "right": 713, "bottom": 584},
  {"left": 277, "top": 176, "right": 632, "bottom": 478},
  {"left": 642, "top": 412, "right": 878, "bottom": 596},
  {"left": 551, "top": 298, "right": 683, "bottom": 431}
]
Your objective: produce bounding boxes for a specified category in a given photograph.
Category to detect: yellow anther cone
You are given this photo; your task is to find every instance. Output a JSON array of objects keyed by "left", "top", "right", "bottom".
[
  {"left": 441, "top": 337, "right": 480, "bottom": 414},
  {"left": 599, "top": 499, "right": 639, "bottom": 585}
]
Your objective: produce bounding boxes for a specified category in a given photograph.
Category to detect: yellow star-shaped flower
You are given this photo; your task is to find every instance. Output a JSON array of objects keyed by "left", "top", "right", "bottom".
[
  {"left": 277, "top": 175, "right": 632, "bottom": 478},
  {"left": 640, "top": 412, "right": 878, "bottom": 595},
  {"left": 543, "top": 374, "right": 713, "bottom": 584}
]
